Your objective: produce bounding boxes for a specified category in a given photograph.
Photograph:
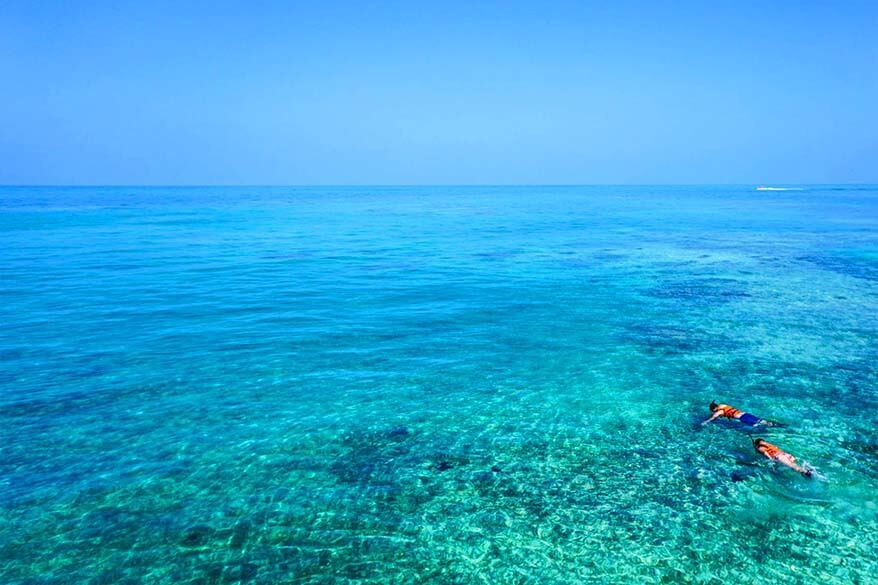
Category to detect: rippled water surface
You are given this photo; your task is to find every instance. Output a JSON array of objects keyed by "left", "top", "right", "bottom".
[{"left": 1, "top": 185, "right": 877, "bottom": 584}]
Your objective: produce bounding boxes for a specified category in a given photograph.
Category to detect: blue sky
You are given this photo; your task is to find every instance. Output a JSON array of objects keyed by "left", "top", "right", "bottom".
[{"left": 2, "top": 1, "right": 876, "bottom": 184}]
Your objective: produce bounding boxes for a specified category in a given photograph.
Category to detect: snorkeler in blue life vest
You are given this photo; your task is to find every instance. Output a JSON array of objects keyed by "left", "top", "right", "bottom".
[{"left": 702, "top": 401, "right": 783, "bottom": 427}]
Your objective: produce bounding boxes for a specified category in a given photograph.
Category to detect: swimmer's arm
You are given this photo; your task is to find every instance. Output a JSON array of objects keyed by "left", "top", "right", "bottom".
[{"left": 701, "top": 411, "right": 723, "bottom": 426}]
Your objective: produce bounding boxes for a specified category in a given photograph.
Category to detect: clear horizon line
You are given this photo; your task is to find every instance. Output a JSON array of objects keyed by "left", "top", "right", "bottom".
[{"left": 2, "top": 182, "right": 876, "bottom": 188}]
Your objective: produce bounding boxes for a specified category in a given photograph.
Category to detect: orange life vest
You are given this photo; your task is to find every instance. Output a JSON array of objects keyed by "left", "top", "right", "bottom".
[
  {"left": 717, "top": 404, "right": 743, "bottom": 419},
  {"left": 758, "top": 441, "right": 783, "bottom": 459}
]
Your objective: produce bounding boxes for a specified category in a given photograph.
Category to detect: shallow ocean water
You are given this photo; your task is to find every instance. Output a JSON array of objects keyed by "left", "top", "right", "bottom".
[{"left": 1, "top": 185, "right": 877, "bottom": 584}]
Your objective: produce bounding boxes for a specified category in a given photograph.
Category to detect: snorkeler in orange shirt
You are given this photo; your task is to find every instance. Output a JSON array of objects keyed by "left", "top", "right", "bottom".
[
  {"left": 753, "top": 438, "right": 813, "bottom": 478},
  {"left": 702, "top": 401, "right": 781, "bottom": 427}
]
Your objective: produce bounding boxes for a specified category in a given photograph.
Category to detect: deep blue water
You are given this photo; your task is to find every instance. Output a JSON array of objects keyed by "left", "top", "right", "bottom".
[{"left": 1, "top": 185, "right": 877, "bottom": 584}]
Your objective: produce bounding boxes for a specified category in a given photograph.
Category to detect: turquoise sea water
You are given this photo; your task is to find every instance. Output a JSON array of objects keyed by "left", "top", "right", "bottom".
[{"left": 1, "top": 185, "right": 877, "bottom": 584}]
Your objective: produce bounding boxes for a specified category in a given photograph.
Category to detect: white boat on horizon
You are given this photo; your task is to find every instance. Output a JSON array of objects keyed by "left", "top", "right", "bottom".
[{"left": 756, "top": 186, "right": 804, "bottom": 191}]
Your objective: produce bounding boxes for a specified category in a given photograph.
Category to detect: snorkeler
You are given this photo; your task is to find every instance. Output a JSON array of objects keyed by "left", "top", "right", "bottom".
[
  {"left": 753, "top": 438, "right": 813, "bottom": 478},
  {"left": 702, "top": 401, "right": 781, "bottom": 427}
]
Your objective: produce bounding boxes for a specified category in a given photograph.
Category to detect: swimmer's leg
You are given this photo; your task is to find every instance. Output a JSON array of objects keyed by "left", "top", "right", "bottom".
[
  {"left": 801, "top": 462, "right": 824, "bottom": 480},
  {"left": 742, "top": 413, "right": 785, "bottom": 427},
  {"left": 739, "top": 413, "right": 761, "bottom": 426}
]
